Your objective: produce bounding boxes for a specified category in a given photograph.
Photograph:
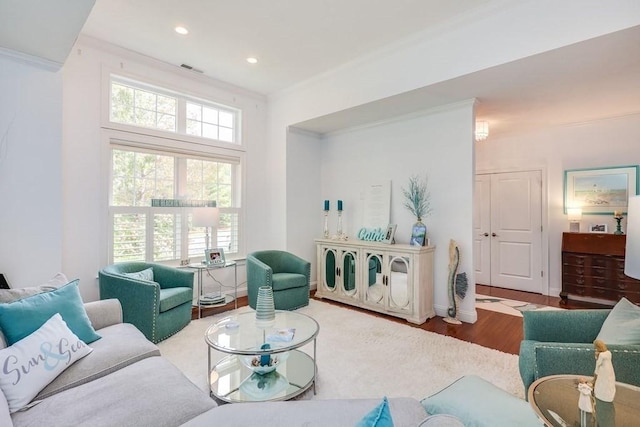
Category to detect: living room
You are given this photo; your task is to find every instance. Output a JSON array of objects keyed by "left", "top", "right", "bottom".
[
  {"left": 2, "top": 1, "right": 640, "bottom": 425},
  {"left": 2, "top": 1, "right": 639, "bottom": 320}
]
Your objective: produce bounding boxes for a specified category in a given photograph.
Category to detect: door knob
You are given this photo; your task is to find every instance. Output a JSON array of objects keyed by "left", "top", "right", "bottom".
[{"left": 492, "top": 233, "right": 498, "bottom": 237}]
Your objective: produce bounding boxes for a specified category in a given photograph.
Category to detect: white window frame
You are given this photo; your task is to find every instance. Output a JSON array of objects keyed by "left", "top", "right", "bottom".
[
  {"left": 103, "top": 130, "right": 245, "bottom": 266},
  {"left": 102, "top": 71, "right": 244, "bottom": 151}
]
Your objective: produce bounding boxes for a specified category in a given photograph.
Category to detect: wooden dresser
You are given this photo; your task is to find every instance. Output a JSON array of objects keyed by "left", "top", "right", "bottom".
[{"left": 561, "top": 232, "right": 640, "bottom": 304}]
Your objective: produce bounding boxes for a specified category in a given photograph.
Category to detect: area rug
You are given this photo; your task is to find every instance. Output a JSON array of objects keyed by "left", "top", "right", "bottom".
[
  {"left": 158, "top": 299, "right": 525, "bottom": 401},
  {"left": 476, "top": 294, "right": 563, "bottom": 317}
]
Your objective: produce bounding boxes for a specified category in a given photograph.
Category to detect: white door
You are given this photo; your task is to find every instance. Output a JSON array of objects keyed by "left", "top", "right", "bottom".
[
  {"left": 474, "top": 171, "right": 543, "bottom": 293},
  {"left": 474, "top": 175, "right": 491, "bottom": 285}
]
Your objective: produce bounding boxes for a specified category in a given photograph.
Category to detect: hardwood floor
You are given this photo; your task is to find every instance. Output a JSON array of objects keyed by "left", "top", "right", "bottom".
[{"left": 194, "top": 285, "right": 611, "bottom": 356}]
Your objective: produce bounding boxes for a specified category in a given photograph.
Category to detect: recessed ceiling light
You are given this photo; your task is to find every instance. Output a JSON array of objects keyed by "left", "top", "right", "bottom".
[
  {"left": 246, "top": 57, "right": 258, "bottom": 64},
  {"left": 175, "top": 26, "right": 189, "bottom": 35}
]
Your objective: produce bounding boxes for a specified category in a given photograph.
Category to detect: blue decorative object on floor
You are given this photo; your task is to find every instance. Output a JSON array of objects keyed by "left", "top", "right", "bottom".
[{"left": 260, "top": 343, "right": 271, "bottom": 367}]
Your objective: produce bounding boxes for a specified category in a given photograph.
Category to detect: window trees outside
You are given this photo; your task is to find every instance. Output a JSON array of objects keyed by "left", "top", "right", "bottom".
[{"left": 110, "top": 147, "right": 240, "bottom": 264}]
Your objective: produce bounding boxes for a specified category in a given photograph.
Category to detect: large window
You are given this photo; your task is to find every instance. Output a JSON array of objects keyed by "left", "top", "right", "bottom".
[
  {"left": 109, "top": 146, "right": 241, "bottom": 264},
  {"left": 109, "top": 76, "right": 240, "bottom": 145}
]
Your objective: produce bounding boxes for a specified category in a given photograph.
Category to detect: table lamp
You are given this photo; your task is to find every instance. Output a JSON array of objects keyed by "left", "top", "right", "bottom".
[
  {"left": 624, "top": 196, "right": 640, "bottom": 279},
  {"left": 567, "top": 208, "right": 582, "bottom": 233},
  {"left": 192, "top": 207, "right": 220, "bottom": 250}
]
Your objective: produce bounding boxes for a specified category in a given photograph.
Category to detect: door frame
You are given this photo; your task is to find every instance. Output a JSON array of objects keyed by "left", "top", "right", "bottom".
[{"left": 475, "top": 166, "right": 549, "bottom": 296}]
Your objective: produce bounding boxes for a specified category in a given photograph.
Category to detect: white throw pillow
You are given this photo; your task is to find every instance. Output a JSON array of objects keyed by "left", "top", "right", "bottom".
[
  {"left": 596, "top": 297, "right": 640, "bottom": 345},
  {"left": 0, "top": 313, "right": 93, "bottom": 413},
  {"left": 0, "top": 272, "right": 70, "bottom": 304}
]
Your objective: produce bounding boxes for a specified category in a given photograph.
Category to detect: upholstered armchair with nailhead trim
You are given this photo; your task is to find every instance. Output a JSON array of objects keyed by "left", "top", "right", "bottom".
[{"left": 99, "top": 262, "right": 194, "bottom": 343}]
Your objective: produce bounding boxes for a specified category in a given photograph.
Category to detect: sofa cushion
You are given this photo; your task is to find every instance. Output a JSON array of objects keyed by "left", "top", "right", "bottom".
[
  {"left": 11, "top": 357, "right": 217, "bottom": 427},
  {"left": 0, "top": 273, "right": 69, "bottom": 303},
  {"left": 596, "top": 297, "right": 640, "bottom": 345},
  {"left": 0, "top": 388, "right": 13, "bottom": 427},
  {"left": 0, "top": 314, "right": 92, "bottom": 413},
  {"left": 0, "top": 280, "right": 101, "bottom": 345},
  {"left": 420, "top": 375, "right": 541, "bottom": 427},
  {"left": 355, "top": 396, "right": 393, "bottom": 427},
  {"left": 34, "top": 322, "right": 160, "bottom": 401},
  {"left": 182, "top": 397, "right": 427, "bottom": 427},
  {"left": 272, "top": 273, "right": 306, "bottom": 291},
  {"left": 159, "top": 287, "right": 193, "bottom": 312},
  {"left": 122, "top": 267, "right": 155, "bottom": 282}
]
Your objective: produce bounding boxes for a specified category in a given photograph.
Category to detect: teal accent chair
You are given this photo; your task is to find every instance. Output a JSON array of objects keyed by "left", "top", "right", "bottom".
[
  {"left": 99, "top": 262, "right": 194, "bottom": 343},
  {"left": 519, "top": 309, "right": 640, "bottom": 398},
  {"left": 247, "top": 250, "right": 310, "bottom": 311}
]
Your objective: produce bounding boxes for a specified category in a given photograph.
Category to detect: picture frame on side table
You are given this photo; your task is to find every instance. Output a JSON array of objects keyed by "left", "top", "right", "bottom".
[
  {"left": 564, "top": 165, "right": 639, "bottom": 214},
  {"left": 382, "top": 224, "right": 397, "bottom": 244},
  {"left": 589, "top": 223, "right": 608, "bottom": 233},
  {"left": 205, "top": 248, "right": 226, "bottom": 267}
]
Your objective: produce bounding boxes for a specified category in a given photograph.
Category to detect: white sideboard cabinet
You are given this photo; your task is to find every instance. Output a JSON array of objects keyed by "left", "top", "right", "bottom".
[{"left": 315, "top": 238, "right": 435, "bottom": 324}]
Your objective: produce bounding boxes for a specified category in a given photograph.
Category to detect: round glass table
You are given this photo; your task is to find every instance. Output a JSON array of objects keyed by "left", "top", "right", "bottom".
[
  {"left": 205, "top": 310, "right": 319, "bottom": 403},
  {"left": 529, "top": 374, "right": 640, "bottom": 427}
]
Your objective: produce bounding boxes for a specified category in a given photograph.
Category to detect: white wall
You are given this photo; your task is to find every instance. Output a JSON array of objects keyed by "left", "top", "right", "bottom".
[
  {"left": 314, "top": 104, "right": 476, "bottom": 320},
  {"left": 0, "top": 56, "right": 63, "bottom": 287},
  {"left": 476, "top": 113, "right": 640, "bottom": 296},
  {"left": 285, "top": 128, "right": 322, "bottom": 283},
  {"left": 62, "top": 37, "right": 268, "bottom": 301}
]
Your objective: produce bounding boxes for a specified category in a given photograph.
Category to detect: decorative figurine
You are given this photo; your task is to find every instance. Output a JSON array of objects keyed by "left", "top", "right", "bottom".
[
  {"left": 443, "top": 239, "right": 468, "bottom": 325},
  {"left": 593, "top": 339, "right": 616, "bottom": 402},
  {"left": 577, "top": 377, "right": 594, "bottom": 413}
]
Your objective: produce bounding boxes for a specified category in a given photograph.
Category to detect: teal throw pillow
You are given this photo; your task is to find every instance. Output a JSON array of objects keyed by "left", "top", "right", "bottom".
[
  {"left": 0, "top": 280, "right": 101, "bottom": 345},
  {"left": 420, "top": 375, "right": 540, "bottom": 427},
  {"left": 597, "top": 297, "right": 640, "bottom": 345},
  {"left": 355, "top": 396, "right": 394, "bottom": 427},
  {"left": 123, "top": 267, "right": 154, "bottom": 282}
]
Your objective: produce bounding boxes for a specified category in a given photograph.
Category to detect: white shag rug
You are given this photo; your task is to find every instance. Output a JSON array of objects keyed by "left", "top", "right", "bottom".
[{"left": 158, "top": 299, "right": 525, "bottom": 401}]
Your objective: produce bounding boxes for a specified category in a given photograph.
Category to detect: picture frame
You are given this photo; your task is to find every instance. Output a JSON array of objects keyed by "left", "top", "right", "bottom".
[
  {"left": 381, "top": 224, "right": 397, "bottom": 244},
  {"left": 564, "top": 165, "right": 639, "bottom": 214},
  {"left": 205, "top": 248, "right": 226, "bottom": 267},
  {"left": 589, "top": 223, "right": 608, "bottom": 233}
]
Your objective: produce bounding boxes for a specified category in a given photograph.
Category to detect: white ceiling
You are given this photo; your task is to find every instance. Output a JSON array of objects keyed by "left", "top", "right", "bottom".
[
  {"left": 81, "top": 0, "right": 492, "bottom": 95},
  {"left": 3, "top": 1, "right": 640, "bottom": 137}
]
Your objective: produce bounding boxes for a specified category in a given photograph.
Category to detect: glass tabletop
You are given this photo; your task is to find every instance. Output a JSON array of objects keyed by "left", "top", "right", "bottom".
[
  {"left": 205, "top": 310, "right": 319, "bottom": 355},
  {"left": 529, "top": 375, "right": 640, "bottom": 427}
]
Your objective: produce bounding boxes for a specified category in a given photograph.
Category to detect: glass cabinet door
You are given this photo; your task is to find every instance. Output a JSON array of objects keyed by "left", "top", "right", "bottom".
[
  {"left": 387, "top": 255, "right": 411, "bottom": 312},
  {"left": 364, "top": 251, "right": 385, "bottom": 306},
  {"left": 341, "top": 250, "right": 358, "bottom": 297},
  {"left": 323, "top": 248, "right": 337, "bottom": 292}
]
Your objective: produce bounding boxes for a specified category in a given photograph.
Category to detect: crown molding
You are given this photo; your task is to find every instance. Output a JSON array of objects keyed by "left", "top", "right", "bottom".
[{"left": 0, "top": 46, "right": 62, "bottom": 72}]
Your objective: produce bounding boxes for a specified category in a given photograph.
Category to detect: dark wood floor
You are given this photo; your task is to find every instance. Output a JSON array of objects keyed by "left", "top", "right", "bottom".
[{"left": 194, "top": 285, "right": 611, "bottom": 355}]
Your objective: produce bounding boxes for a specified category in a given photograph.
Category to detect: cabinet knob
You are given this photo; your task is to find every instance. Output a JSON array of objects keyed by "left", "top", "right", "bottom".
[{"left": 492, "top": 233, "right": 498, "bottom": 237}]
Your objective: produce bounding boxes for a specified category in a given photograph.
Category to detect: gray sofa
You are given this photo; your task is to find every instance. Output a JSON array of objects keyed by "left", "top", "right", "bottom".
[{"left": 4, "top": 298, "right": 430, "bottom": 427}]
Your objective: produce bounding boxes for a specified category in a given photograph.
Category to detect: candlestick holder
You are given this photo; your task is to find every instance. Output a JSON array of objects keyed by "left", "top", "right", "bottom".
[
  {"left": 333, "top": 211, "right": 348, "bottom": 240},
  {"left": 614, "top": 216, "right": 624, "bottom": 235},
  {"left": 323, "top": 210, "right": 330, "bottom": 238}
]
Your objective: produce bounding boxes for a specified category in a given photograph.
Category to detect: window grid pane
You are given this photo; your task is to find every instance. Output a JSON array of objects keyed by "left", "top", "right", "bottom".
[
  {"left": 113, "top": 213, "right": 146, "bottom": 262},
  {"left": 154, "top": 213, "right": 181, "bottom": 261},
  {"left": 111, "top": 82, "right": 176, "bottom": 132}
]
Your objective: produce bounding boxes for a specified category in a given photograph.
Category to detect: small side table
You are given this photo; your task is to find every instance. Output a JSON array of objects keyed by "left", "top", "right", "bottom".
[
  {"left": 529, "top": 374, "right": 640, "bottom": 427},
  {"left": 185, "top": 261, "right": 238, "bottom": 318}
]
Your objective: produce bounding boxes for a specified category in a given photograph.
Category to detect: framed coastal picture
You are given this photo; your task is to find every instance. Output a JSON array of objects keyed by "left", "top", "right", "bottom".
[
  {"left": 589, "top": 223, "right": 608, "bottom": 233},
  {"left": 564, "top": 165, "right": 639, "bottom": 214}
]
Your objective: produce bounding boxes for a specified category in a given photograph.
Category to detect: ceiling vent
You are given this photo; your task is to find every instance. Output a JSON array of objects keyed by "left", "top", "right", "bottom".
[{"left": 180, "top": 63, "right": 203, "bottom": 73}]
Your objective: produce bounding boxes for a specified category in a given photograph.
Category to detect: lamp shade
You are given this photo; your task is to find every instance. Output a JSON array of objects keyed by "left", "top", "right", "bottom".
[
  {"left": 192, "top": 207, "right": 220, "bottom": 227},
  {"left": 567, "top": 208, "right": 583, "bottom": 221},
  {"left": 625, "top": 196, "right": 640, "bottom": 279}
]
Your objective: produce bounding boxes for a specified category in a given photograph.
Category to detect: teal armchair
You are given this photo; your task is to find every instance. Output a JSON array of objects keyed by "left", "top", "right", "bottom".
[
  {"left": 99, "top": 262, "right": 194, "bottom": 343},
  {"left": 519, "top": 309, "right": 640, "bottom": 398},
  {"left": 247, "top": 250, "right": 310, "bottom": 311}
]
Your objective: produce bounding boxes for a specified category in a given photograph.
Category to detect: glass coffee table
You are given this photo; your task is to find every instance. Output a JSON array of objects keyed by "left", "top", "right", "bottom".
[
  {"left": 205, "top": 310, "right": 319, "bottom": 403},
  {"left": 529, "top": 374, "right": 640, "bottom": 426}
]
